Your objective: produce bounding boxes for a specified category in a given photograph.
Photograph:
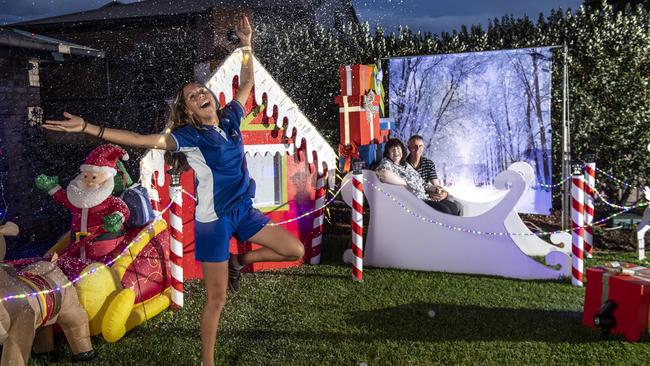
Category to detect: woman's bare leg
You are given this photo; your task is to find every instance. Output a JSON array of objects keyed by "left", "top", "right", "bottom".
[
  {"left": 200, "top": 261, "right": 228, "bottom": 366},
  {"left": 238, "top": 225, "right": 304, "bottom": 266}
]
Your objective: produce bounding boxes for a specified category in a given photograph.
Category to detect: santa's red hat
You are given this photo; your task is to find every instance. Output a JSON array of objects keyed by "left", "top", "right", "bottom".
[{"left": 80, "top": 144, "right": 129, "bottom": 177}]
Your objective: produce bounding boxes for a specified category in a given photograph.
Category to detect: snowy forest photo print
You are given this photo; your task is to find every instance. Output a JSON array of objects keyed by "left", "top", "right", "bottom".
[{"left": 389, "top": 47, "right": 553, "bottom": 214}]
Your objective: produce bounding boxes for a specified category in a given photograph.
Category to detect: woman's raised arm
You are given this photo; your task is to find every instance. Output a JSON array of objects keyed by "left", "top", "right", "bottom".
[
  {"left": 43, "top": 112, "right": 177, "bottom": 151},
  {"left": 233, "top": 16, "right": 254, "bottom": 108}
]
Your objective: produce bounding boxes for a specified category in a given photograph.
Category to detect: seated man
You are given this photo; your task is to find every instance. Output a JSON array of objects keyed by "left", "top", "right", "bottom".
[
  {"left": 375, "top": 138, "right": 460, "bottom": 216},
  {"left": 405, "top": 135, "right": 461, "bottom": 216}
]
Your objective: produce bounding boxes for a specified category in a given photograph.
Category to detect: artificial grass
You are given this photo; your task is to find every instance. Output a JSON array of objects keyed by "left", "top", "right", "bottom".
[{"left": 27, "top": 246, "right": 650, "bottom": 365}]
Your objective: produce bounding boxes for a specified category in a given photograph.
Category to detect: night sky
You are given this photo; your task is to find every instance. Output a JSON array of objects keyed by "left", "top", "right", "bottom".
[{"left": 1, "top": 0, "right": 583, "bottom": 34}]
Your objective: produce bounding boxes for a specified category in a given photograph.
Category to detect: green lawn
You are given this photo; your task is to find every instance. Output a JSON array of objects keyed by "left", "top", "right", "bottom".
[{"left": 29, "top": 243, "right": 650, "bottom": 365}]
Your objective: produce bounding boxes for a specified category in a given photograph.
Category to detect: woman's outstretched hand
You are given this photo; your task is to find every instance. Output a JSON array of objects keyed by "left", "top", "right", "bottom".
[
  {"left": 43, "top": 112, "right": 85, "bottom": 133},
  {"left": 235, "top": 15, "right": 252, "bottom": 46}
]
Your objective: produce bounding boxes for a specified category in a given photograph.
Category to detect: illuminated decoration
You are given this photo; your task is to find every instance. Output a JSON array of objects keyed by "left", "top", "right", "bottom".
[
  {"left": 0, "top": 260, "right": 95, "bottom": 364},
  {"left": 338, "top": 164, "right": 645, "bottom": 238},
  {"left": 206, "top": 47, "right": 336, "bottom": 181},
  {"left": 0, "top": 159, "right": 643, "bottom": 303},
  {"left": 179, "top": 180, "right": 350, "bottom": 228},
  {"left": 0, "top": 196, "right": 178, "bottom": 303},
  {"left": 533, "top": 176, "right": 571, "bottom": 189},
  {"left": 341, "top": 163, "right": 574, "bottom": 280},
  {"left": 0, "top": 216, "right": 174, "bottom": 343},
  {"left": 571, "top": 175, "right": 585, "bottom": 287},
  {"left": 140, "top": 46, "right": 339, "bottom": 273},
  {"left": 0, "top": 224, "right": 94, "bottom": 365}
]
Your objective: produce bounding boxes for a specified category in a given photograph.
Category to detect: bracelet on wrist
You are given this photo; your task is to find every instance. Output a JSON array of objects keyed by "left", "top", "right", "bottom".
[{"left": 81, "top": 120, "right": 88, "bottom": 132}]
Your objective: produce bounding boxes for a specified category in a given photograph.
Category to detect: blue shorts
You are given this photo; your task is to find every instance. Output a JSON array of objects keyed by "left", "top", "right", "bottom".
[{"left": 194, "top": 200, "right": 270, "bottom": 263}]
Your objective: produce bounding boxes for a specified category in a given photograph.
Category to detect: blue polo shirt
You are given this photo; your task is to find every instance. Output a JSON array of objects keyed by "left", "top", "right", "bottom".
[{"left": 170, "top": 101, "right": 255, "bottom": 222}]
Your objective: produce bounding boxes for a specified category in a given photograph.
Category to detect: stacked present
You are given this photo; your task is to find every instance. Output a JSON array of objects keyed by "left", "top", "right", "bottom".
[
  {"left": 336, "top": 64, "right": 391, "bottom": 172},
  {"left": 582, "top": 262, "right": 650, "bottom": 342}
]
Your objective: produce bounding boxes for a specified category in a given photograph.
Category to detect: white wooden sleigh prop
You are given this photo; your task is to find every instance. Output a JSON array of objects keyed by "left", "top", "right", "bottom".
[{"left": 341, "top": 162, "right": 571, "bottom": 280}]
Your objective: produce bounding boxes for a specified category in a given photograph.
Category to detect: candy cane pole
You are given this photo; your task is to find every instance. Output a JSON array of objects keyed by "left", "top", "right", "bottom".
[
  {"left": 583, "top": 163, "right": 596, "bottom": 258},
  {"left": 168, "top": 168, "right": 183, "bottom": 309},
  {"left": 150, "top": 176, "right": 162, "bottom": 218},
  {"left": 351, "top": 162, "right": 364, "bottom": 282},
  {"left": 310, "top": 170, "right": 327, "bottom": 265},
  {"left": 571, "top": 173, "right": 585, "bottom": 287}
]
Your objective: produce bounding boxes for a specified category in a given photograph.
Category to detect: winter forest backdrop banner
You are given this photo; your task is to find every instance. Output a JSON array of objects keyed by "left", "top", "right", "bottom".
[{"left": 388, "top": 47, "right": 553, "bottom": 215}]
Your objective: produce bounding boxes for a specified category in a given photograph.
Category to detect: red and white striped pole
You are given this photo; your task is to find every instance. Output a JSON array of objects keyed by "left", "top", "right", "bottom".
[
  {"left": 571, "top": 172, "right": 585, "bottom": 287},
  {"left": 310, "top": 170, "right": 327, "bottom": 265},
  {"left": 168, "top": 169, "right": 184, "bottom": 309},
  {"left": 351, "top": 162, "right": 364, "bottom": 282},
  {"left": 583, "top": 163, "right": 596, "bottom": 258},
  {"left": 150, "top": 173, "right": 162, "bottom": 218}
]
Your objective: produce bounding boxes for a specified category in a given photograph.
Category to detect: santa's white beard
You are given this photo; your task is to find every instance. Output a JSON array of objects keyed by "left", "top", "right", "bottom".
[{"left": 66, "top": 175, "right": 115, "bottom": 208}]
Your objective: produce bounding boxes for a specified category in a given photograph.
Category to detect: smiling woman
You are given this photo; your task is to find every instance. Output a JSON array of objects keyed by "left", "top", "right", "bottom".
[
  {"left": 374, "top": 138, "right": 461, "bottom": 216},
  {"left": 41, "top": 15, "right": 305, "bottom": 366}
]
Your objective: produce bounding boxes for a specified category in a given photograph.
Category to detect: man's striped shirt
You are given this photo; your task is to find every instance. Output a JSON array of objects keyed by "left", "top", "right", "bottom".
[{"left": 407, "top": 156, "right": 438, "bottom": 183}]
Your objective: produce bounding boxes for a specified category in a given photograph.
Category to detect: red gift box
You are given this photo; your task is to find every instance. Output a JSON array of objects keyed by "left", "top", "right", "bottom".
[
  {"left": 583, "top": 263, "right": 650, "bottom": 342},
  {"left": 335, "top": 94, "right": 381, "bottom": 146},
  {"left": 340, "top": 64, "right": 374, "bottom": 96}
]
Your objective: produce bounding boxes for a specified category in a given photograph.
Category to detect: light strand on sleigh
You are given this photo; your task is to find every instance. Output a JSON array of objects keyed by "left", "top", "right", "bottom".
[
  {"left": 531, "top": 176, "right": 572, "bottom": 189},
  {"left": 362, "top": 178, "right": 648, "bottom": 237},
  {"left": 180, "top": 180, "right": 351, "bottom": 227},
  {"left": 0, "top": 200, "right": 176, "bottom": 304}
]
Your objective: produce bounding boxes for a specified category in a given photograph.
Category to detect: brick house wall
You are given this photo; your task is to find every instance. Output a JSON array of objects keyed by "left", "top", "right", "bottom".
[{"left": 0, "top": 48, "right": 58, "bottom": 255}]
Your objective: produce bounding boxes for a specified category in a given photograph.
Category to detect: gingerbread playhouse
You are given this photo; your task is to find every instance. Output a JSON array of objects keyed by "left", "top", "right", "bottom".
[{"left": 140, "top": 48, "right": 337, "bottom": 278}]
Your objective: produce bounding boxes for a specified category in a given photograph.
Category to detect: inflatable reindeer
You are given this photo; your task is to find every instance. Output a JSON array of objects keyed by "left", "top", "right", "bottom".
[{"left": 0, "top": 222, "right": 94, "bottom": 366}]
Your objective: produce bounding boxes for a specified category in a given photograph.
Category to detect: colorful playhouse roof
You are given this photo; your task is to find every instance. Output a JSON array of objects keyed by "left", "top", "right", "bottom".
[
  {"left": 140, "top": 48, "right": 337, "bottom": 192},
  {"left": 206, "top": 48, "right": 337, "bottom": 182}
]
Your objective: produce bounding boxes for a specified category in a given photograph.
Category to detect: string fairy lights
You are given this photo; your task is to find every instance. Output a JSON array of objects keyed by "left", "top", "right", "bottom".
[
  {"left": 361, "top": 177, "right": 648, "bottom": 238},
  {"left": 1, "top": 180, "right": 348, "bottom": 303},
  {"left": 2, "top": 158, "right": 647, "bottom": 304}
]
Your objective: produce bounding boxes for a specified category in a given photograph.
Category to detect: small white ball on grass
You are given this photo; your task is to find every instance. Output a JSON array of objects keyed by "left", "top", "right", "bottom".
[{"left": 428, "top": 309, "right": 436, "bottom": 318}]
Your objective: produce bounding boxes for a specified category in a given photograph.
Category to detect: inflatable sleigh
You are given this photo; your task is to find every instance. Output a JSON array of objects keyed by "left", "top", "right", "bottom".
[
  {"left": 341, "top": 162, "right": 571, "bottom": 280},
  {"left": 45, "top": 219, "right": 171, "bottom": 343}
]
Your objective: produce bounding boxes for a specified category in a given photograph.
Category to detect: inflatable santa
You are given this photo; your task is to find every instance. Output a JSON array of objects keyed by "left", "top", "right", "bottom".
[{"left": 35, "top": 144, "right": 130, "bottom": 260}]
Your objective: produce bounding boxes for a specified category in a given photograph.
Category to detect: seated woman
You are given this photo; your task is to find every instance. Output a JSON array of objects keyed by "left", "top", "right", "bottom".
[{"left": 375, "top": 138, "right": 460, "bottom": 216}]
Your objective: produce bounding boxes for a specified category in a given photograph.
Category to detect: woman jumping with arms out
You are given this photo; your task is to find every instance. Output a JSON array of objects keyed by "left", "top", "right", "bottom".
[{"left": 43, "top": 15, "right": 304, "bottom": 366}]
